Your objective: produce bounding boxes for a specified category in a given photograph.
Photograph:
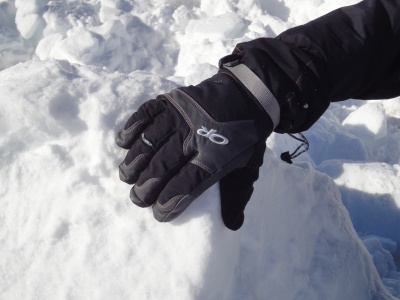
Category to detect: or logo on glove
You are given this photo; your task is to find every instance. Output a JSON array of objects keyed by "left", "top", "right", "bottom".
[{"left": 196, "top": 126, "right": 229, "bottom": 145}]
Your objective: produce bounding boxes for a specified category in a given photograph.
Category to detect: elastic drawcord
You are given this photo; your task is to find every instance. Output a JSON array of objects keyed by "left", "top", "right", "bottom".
[{"left": 280, "top": 133, "right": 309, "bottom": 164}]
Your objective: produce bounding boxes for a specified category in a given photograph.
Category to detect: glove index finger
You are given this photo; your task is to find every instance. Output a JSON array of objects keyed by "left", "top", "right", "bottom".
[{"left": 115, "top": 97, "right": 167, "bottom": 149}]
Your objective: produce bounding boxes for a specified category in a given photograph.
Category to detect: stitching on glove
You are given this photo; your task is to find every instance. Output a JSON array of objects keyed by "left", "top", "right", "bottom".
[
  {"left": 191, "top": 160, "right": 213, "bottom": 174},
  {"left": 164, "top": 93, "right": 194, "bottom": 156},
  {"left": 125, "top": 153, "right": 147, "bottom": 168},
  {"left": 123, "top": 119, "right": 147, "bottom": 134},
  {"left": 136, "top": 177, "right": 160, "bottom": 190},
  {"left": 156, "top": 195, "right": 184, "bottom": 208}
]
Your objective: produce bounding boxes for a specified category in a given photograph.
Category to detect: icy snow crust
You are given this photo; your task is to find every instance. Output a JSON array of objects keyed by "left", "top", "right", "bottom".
[{"left": 1, "top": 0, "right": 400, "bottom": 299}]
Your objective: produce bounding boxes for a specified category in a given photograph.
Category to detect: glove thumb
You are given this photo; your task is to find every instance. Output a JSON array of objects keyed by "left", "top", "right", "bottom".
[{"left": 219, "top": 142, "right": 266, "bottom": 231}]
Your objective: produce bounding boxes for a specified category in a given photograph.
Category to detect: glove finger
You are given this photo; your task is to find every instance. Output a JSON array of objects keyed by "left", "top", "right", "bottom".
[
  {"left": 219, "top": 166, "right": 259, "bottom": 231},
  {"left": 219, "top": 141, "right": 266, "bottom": 230},
  {"left": 152, "top": 162, "right": 211, "bottom": 222},
  {"left": 115, "top": 97, "right": 167, "bottom": 149},
  {"left": 130, "top": 132, "right": 195, "bottom": 207},
  {"left": 119, "top": 109, "right": 177, "bottom": 184}
]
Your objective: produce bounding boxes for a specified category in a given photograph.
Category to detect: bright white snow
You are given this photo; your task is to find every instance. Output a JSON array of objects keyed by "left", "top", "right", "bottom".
[{"left": 1, "top": 0, "right": 400, "bottom": 299}]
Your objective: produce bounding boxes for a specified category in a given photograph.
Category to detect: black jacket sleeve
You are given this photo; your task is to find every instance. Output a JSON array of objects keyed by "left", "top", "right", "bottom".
[{"left": 229, "top": 0, "right": 400, "bottom": 133}]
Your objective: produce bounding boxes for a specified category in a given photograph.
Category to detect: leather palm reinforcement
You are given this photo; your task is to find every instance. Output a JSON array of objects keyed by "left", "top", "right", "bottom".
[{"left": 116, "top": 72, "right": 273, "bottom": 230}]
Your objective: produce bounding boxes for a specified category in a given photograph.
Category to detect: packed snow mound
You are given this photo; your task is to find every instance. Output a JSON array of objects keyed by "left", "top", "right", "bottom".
[
  {"left": 317, "top": 160, "right": 400, "bottom": 297},
  {"left": 318, "top": 161, "right": 400, "bottom": 243},
  {"left": 0, "top": 60, "right": 394, "bottom": 300}
]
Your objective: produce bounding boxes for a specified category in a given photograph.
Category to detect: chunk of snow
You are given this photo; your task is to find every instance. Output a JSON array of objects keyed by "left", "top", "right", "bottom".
[{"left": 342, "top": 102, "right": 388, "bottom": 142}]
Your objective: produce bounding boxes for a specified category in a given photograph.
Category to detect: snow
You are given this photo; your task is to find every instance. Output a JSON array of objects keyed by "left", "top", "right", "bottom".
[
  {"left": 343, "top": 102, "right": 388, "bottom": 143},
  {"left": 1, "top": 0, "right": 400, "bottom": 299}
]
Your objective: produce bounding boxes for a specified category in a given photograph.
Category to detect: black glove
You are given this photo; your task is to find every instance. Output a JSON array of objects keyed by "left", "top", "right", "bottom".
[{"left": 116, "top": 63, "right": 275, "bottom": 230}]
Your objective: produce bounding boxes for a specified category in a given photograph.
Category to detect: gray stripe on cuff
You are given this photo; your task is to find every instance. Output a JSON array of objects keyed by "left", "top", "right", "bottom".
[{"left": 224, "top": 64, "right": 280, "bottom": 129}]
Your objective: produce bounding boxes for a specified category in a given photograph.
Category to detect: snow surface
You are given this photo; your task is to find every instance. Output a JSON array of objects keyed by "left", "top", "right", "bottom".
[{"left": 1, "top": 0, "right": 400, "bottom": 299}]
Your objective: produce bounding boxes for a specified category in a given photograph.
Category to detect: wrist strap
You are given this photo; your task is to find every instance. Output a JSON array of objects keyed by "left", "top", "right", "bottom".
[{"left": 223, "top": 63, "right": 280, "bottom": 129}]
